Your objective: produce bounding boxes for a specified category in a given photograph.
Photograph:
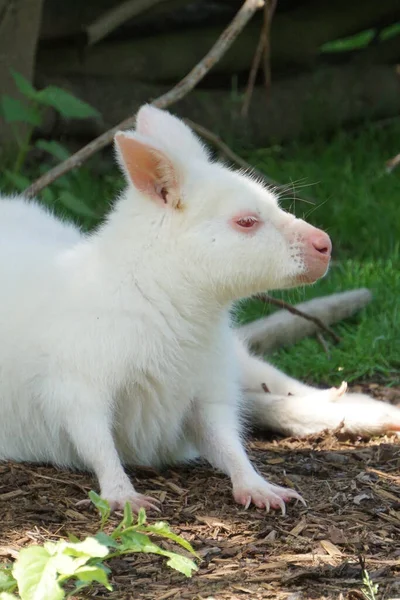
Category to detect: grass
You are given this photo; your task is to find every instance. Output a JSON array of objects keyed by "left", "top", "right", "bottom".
[{"left": 238, "top": 122, "right": 400, "bottom": 386}]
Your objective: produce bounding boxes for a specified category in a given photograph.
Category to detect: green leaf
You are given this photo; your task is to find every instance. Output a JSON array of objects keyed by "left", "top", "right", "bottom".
[
  {"left": 166, "top": 554, "right": 198, "bottom": 578},
  {"left": 136, "top": 507, "right": 146, "bottom": 526},
  {"left": 94, "top": 532, "right": 119, "bottom": 549},
  {"left": 10, "top": 70, "right": 38, "bottom": 100},
  {"left": 50, "top": 553, "right": 80, "bottom": 577},
  {"left": 67, "top": 534, "right": 80, "bottom": 544},
  {"left": 13, "top": 546, "right": 64, "bottom": 600},
  {"left": 36, "top": 87, "right": 100, "bottom": 119},
  {"left": 58, "top": 191, "right": 98, "bottom": 220},
  {"left": 35, "top": 140, "right": 71, "bottom": 162},
  {"left": 74, "top": 565, "right": 112, "bottom": 590},
  {"left": 142, "top": 523, "right": 198, "bottom": 557},
  {"left": 62, "top": 538, "right": 109, "bottom": 560},
  {"left": 117, "top": 531, "right": 197, "bottom": 577},
  {"left": 119, "top": 531, "right": 153, "bottom": 553},
  {"left": 1, "top": 96, "right": 41, "bottom": 126},
  {"left": 3, "top": 170, "right": 31, "bottom": 191},
  {"left": 89, "top": 491, "right": 111, "bottom": 528},
  {"left": 122, "top": 502, "right": 134, "bottom": 529},
  {"left": 0, "top": 569, "right": 16, "bottom": 592}
]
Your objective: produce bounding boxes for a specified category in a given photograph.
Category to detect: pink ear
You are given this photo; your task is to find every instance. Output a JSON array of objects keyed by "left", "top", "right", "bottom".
[{"left": 115, "top": 132, "right": 180, "bottom": 207}]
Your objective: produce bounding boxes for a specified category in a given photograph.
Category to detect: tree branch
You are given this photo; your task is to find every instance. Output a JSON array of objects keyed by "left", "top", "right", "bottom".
[
  {"left": 24, "top": 0, "right": 264, "bottom": 198},
  {"left": 257, "top": 293, "right": 342, "bottom": 344},
  {"left": 183, "top": 118, "right": 282, "bottom": 190},
  {"left": 261, "top": 0, "right": 277, "bottom": 99},
  {"left": 86, "top": 0, "right": 171, "bottom": 46},
  {"left": 241, "top": 0, "right": 275, "bottom": 117}
]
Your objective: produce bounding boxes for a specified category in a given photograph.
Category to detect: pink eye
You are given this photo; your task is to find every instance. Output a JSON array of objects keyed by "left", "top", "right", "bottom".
[{"left": 235, "top": 216, "right": 259, "bottom": 228}]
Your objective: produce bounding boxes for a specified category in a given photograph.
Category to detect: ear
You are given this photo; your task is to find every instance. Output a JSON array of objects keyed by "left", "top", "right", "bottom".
[
  {"left": 136, "top": 104, "right": 210, "bottom": 162},
  {"left": 114, "top": 132, "right": 181, "bottom": 208}
]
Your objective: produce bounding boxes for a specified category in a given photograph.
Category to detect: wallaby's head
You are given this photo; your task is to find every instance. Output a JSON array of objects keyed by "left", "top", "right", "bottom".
[{"left": 113, "top": 105, "right": 331, "bottom": 301}]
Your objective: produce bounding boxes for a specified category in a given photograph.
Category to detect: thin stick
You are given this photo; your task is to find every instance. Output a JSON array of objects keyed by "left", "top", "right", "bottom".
[
  {"left": 316, "top": 331, "right": 331, "bottom": 357},
  {"left": 24, "top": 0, "right": 264, "bottom": 198},
  {"left": 257, "top": 293, "right": 341, "bottom": 344},
  {"left": 185, "top": 118, "right": 316, "bottom": 205},
  {"left": 184, "top": 117, "right": 282, "bottom": 189},
  {"left": 241, "top": 0, "right": 270, "bottom": 117},
  {"left": 86, "top": 0, "right": 170, "bottom": 46},
  {"left": 385, "top": 152, "right": 400, "bottom": 173},
  {"left": 242, "top": 0, "right": 276, "bottom": 116},
  {"left": 261, "top": 0, "right": 277, "bottom": 98}
]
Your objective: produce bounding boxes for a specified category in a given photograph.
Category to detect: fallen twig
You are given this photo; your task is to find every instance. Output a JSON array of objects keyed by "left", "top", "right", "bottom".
[
  {"left": 257, "top": 293, "right": 342, "bottom": 344},
  {"left": 237, "top": 289, "right": 372, "bottom": 354},
  {"left": 385, "top": 151, "right": 400, "bottom": 173},
  {"left": 25, "top": 0, "right": 264, "bottom": 198}
]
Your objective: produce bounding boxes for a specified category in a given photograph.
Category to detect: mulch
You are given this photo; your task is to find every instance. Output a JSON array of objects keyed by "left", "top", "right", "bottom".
[{"left": 1, "top": 382, "right": 400, "bottom": 600}]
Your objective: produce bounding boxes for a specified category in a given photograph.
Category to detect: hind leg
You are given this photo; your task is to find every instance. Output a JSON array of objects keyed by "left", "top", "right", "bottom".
[{"left": 235, "top": 335, "right": 400, "bottom": 437}]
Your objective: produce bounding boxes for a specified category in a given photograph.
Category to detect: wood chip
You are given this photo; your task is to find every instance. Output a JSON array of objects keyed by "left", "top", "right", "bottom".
[{"left": 319, "top": 540, "right": 343, "bottom": 557}]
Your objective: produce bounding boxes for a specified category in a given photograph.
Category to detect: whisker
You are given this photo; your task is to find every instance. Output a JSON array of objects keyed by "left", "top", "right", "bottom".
[{"left": 304, "top": 197, "right": 330, "bottom": 219}]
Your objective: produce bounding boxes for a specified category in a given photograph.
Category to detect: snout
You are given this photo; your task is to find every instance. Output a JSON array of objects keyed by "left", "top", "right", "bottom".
[
  {"left": 300, "top": 225, "right": 331, "bottom": 282},
  {"left": 287, "top": 219, "right": 332, "bottom": 283}
]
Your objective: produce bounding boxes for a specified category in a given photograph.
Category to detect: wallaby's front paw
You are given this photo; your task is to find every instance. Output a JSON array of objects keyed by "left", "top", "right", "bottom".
[
  {"left": 106, "top": 492, "right": 161, "bottom": 513},
  {"left": 233, "top": 473, "right": 305, "bottom": 515},
  {"left": 76, "top": 490, "right": 161, "bottom": 513},
  {"left": 99, "top": 481, "right": 161, "bottom": 513}
]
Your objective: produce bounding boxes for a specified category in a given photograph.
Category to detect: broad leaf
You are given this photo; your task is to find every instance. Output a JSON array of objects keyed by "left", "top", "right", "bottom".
[
  {"left": 13, "top": 546, "right": 64, "bottom": 600},
  {"left": 137, "top": 507, "right": 146, "bottom": 526},
  {"left": 74, "top": 565, "right": 112, "bottom": 590},
  {"left": 121, "top": 502, "right": 134, "bottom": 529},
  {"left": 36, "top": 87, "right": 100, "bottom": 119},
  {"left": 11, "top": 70, "right": 38, "bottom": 100},
  {"left": 89, "top": 491, "right": 111, "bottom": 528},
  {"left": 35, "top": 140, "right": 70, "bottom": 162},
  {"left": 119, "top": 531, "right": 154, "bottom": 553},
  {"left": 67, "top": 534, "right": 80, "bottom": 544},
  {"left": 94, "top": 532, "right": 119, "bottom": 549},
  {"left": 62, "top": 538, "right": 109, "bottom": 560},
  {"left": 58, "top": 191, "right": 98, "bottom": 219},
  {"left": 143, "top": 522, "right": 198, "bottom": 556},
  {"left": 166, "top": 554, "right": 198, "bottom": 577},
  {"left": 0, "top": 569, "right": 16, "bottom": 592},
  {"left": 1, "top": 96, "right": 41, "bottom": 126}
]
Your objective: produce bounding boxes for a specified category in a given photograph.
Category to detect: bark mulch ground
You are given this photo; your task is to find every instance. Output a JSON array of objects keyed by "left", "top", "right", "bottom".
[{"left": 1, "top": 383, "right": 399, "bottom": 600}]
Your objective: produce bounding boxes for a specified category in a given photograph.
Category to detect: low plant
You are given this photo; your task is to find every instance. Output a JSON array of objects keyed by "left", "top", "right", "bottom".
[
  {"left": 0, "top": 491, "right": 198, "bottom": 600},
  {"left": 0, "top": 70, "right": 103, "bottom": 224}
]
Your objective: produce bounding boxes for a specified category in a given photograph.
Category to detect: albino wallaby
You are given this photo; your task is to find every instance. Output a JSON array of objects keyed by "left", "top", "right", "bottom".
[{"left": 0, "top": 105, "right": 398, "bottom": 515}]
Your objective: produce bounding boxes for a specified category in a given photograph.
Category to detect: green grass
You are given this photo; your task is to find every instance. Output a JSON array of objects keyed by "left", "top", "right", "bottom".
[{"left": 239, "top": 123, "right": 400, "bottom": 386}]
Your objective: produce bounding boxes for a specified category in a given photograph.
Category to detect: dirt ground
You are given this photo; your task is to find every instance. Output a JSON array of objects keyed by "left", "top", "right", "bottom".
[{"left": 1, "top": 383, "right": 400, "bottom": 600}]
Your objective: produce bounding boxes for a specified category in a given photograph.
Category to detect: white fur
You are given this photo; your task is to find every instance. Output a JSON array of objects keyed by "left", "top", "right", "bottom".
[
  {"left": 0, "top": 105, "right": 397, "bottom": 514},
  {"left": 237, "top": 341, "right": 400, "bottom": 437}
]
